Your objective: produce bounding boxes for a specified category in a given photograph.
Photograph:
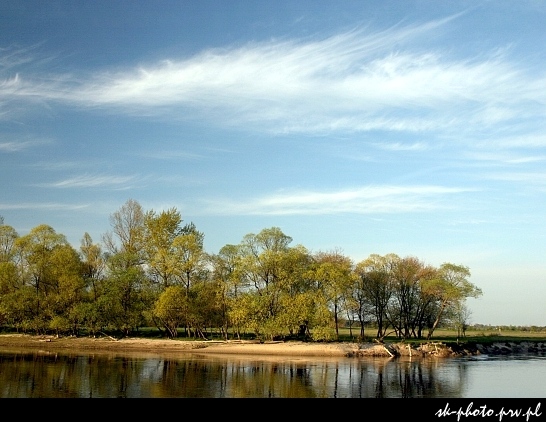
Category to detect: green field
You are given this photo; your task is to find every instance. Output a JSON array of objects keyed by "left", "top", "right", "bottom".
[{"left": 336, "top": 327, "right": 546, "bottom": 346}]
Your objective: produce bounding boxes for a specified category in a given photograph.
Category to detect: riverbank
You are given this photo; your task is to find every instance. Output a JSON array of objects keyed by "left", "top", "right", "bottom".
[{"left": 0, "top": 333, "right": 544, "bottom": 358}]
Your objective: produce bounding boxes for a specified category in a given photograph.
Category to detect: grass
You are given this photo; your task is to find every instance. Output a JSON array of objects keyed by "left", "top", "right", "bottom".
[
  {"left": 337, "top": 327, "right": 546, "bottom": 345},
  {"left": 4, "top": 325, "right": 546, "bottom": 345}
]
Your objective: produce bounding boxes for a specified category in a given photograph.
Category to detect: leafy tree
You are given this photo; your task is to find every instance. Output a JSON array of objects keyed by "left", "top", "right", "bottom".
[
  {"left": 237, "top": 228, "right": 292, "bottom": 328},
  {"left": 447, "top": 300, "right": 472, "bottom": 338},
  {"left": 171, "top": 227, "right": 208, "bottom": 296},
  {"left": 0, "top": 221, "right": 18, "bottom": 263},
  {"left": 424, "top": 263, "right": 482, "bottom": 339},
  {"left": 101, "top": 253, "right": 149, "bottom": 336},
  {"left": 80, "top": 233, "right": 106, "bottom": 301},
  {"left": 387, "top": 256, "right": 427, "bottom": 339},
  {"left": 209, "top": 244, "right": 246, "bottom": 339},
  {"left": 312, "top": 250, "right": 354, "bottom": 340},
  {"left": 143, "top": 207, "right": 184, "bottom": 288},
  {"left": 354, "top": 254, "right": 398, "bottom": 339},
  {"left": 45, "top": 243, "right": 86, "bottom": 325},
  {"left": 153, "top": 285, "right": 188, "bottom": 338},
  {"left": 14, "top": 225, "right": 82, "bottom": 330}
]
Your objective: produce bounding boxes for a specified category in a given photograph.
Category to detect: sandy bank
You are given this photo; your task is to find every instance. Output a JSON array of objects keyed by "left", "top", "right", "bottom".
[
  {"left": 0, "top": 334, "right": 392, "bottom": 357},
  {"left": 1, "top": 333, "right": 543, "bottom": 358},
  {"left": 0, "top": 333, "right": 465, "bottom": 358}
]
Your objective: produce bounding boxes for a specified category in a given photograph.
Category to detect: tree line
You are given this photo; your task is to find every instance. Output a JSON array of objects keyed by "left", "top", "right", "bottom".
[{"left": 0, "top": 199, "right": 482, "bottom": 341}]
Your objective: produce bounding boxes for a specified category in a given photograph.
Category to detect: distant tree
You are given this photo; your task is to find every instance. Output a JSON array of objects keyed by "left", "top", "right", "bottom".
[{"left": 449, "top": 300, "right": 472, "bottom": 338}]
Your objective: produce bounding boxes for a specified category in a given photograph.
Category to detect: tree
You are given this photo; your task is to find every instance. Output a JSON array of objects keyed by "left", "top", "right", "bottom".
[
  {"left": 235, "top": 227, "right": 319, "bottom": 340},
  {"left": 171, "top": 227, "right": 208, "bottom": 296},
  {"left": 80, "top": 233, "right": 106, "bottom": 301},
  {"left": 143, "top": 207, "right": 184, "bottom": 288},
  {"left": 312, "top": 249, "right": 354, "bottom": 340},
  {"left": 238, "top": 227, "right": 292, "bottom": 322},
  {"left": 102, "top": 199, "right": 145, "bottom": 268},
  {"left": 0, "top": 221, "right": 21, "bottom": 317},
  {"left": 449, "top": 300, "right": 472, "bottom": 338},
  {"left": 387, "top": 256, "right": 429, "bottom": 339},
  {"left": 354, "top": 254, "right": 398, "bottom": 339},
  {"left": 0, "top": 221, "right": 18, "bottom": 263},
  {"left": 425, "top": 263, "right": 482, "bottom": 339},
  {"left": 209, "top": 244, "right": 246, "bottom": 339},
  {"left": 153, "top": 285, "right": 188, "bottom": 338},
  {"left": 100, "top": 256, "right": 149, "bottom": 336},
  {"left": 46, "top": 243, "right": 86, "bottom": 331},
  {"left": 14, "top": 225, "right": 73, "bottom": 327}
]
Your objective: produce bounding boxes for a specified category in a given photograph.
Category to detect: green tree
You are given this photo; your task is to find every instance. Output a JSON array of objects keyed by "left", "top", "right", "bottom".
[
  {"left": 236, "top": 227, "right": 298, "bottom": 340},
  {"left": 354, "top": 254, "right": 398, "bottom": 339},
  {"left": 0, "top": 221, "right": 18, "bottom": 263},
  {"left": 143, "top": 207, "right": 184, "bottom": 288},
  {"left": 153, "top": 285, "right": 188, "bottom": 338},
  {"left": 312, "top": 250, "right": 354, "bottom": 340},
  {"left": 171, "top": 227, "right": 208, "bottom": 296},
  {"left": 14, "top": 224, "right": 82, "bottom": 331},
  {"left": 424, "top": 263, "right": 482, "bottom": 339},
  {"left": 101, "top": 253, "right": 149, "bottom": 336},
  {"left": 209, "top": 244, "right": 246, "bottom": 339},
  {"left": 387, "top": 256, "right": 427, "bottom": 339},
  {"left": 80, "top": 232, "right": 106, "bottom": 301},
  {"left": 45, "top": 243, "right": 86, "bottom": 334}
]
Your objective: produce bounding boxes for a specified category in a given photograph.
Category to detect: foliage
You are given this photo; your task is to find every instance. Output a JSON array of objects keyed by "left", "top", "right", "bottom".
[{"left": 0, "top": 201, "right": 484, "bottom": 341}]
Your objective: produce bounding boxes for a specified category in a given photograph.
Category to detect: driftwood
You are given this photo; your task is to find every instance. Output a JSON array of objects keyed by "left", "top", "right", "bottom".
[
  {"left": 382, "top": 343, "right": 399, "bottom": 357},
  {"left": 99, "top": 331, "right": 118, "bottom": 341},
  {"left": 373, "top": 338, "right": 399, "bottom": 357}
]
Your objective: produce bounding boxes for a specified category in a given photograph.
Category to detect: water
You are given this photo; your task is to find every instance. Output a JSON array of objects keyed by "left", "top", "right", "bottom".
[{"left": 0, "top": 348, "right": 544, "bottom": 398}]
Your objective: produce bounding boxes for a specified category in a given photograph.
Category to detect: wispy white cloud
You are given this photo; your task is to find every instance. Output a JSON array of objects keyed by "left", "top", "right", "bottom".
[
  {"left": 3, "top": 15, "right": 545, "bottom": 137},
  {"left": 202, "top": 185, "right": 477, "bottom": 216},
  {"left": 136, "top": 150, "right": 204, "bottom": 160},
  {"left": 486, "top": 171, "right": 546, "bottom": 185},
  {"left": 39, "top": 174, "right": 138, "bottom": 189},
  {"left": 466, "top": 151, "right": 546, "bottom": 164},
  {"left": 374, "top": 141, "right": 428, "bottom": 151},
  {"left": 0, "top": 139, "right": 50, "bottom": 152},
  {"left": 479, "top": 133, "right": 546, "bottom": 149},
  {"left": 0, "top": 202, "right": 88, "bottom": 211}
]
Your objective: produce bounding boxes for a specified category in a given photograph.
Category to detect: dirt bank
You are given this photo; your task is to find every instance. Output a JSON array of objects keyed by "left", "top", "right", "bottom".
[
  {"left": 0, "top": 334, "right": 391, "bottom": 357},
  {"left": 0, "top": 334, "right": 543, "bottom": 358}
]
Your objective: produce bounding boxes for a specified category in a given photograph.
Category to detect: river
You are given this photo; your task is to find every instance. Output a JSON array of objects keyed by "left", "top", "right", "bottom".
[{"left": 0, "top": 348, "right": 544, "bottom": 398}]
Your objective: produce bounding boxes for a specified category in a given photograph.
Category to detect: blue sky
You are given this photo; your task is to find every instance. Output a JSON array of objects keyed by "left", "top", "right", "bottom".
[{"left": 1, "top": 1, "right": 545, "bottom": 327}]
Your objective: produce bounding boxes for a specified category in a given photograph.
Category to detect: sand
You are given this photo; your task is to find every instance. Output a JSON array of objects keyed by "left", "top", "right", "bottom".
[{"left": 0, "top": 333, "right": 396, "bottom": 357}]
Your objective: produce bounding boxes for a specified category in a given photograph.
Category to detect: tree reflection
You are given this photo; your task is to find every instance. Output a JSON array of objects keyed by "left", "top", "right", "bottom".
[{"left": 0, "top": 350, "right": 481, "bottom": 398}]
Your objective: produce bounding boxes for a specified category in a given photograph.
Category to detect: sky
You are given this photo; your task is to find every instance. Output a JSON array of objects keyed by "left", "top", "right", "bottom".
[{"left": 1, "top": 0, "right": 545, "bottom": 327}]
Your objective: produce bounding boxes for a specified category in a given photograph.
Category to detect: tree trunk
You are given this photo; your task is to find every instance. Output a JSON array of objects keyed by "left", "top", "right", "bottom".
[{"left": 426, "top": 303, "right": 447, "bottom": 340}]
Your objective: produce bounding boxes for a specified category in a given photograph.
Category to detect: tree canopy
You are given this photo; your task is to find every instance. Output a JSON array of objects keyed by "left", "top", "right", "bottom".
[{"left": 0, "top": 204, "right": 482, "bottom": 341}]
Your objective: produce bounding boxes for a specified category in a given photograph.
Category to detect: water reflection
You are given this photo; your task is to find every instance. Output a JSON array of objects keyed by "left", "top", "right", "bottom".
[{"left": 0, "top": 349, "right": 543, "bottom": 398}]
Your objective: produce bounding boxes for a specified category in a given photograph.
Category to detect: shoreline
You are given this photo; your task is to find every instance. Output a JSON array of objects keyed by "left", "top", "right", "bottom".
[
  {"left": 0, "top": 333, "right": 476, "bottom": 358},
  {"left": 0, "top": 333, "right": 544, "bottom": 358}
]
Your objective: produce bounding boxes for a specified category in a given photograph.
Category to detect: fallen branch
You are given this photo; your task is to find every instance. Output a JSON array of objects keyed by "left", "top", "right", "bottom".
[{"left": 99, "top": 332, "right": 118, "bottom": 341}]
